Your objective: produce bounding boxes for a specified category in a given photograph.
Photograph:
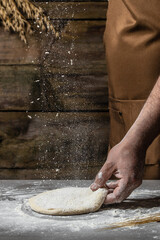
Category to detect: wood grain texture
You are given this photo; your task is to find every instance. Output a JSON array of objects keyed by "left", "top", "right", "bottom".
[
  {"left": 32, "top": 0, "right": 107, "bottom": 3},
  {"left": 0, "top": 112, "right": 109, "bottom": 171},
  {"left": 0, "top": 165, "right": 159, "bottom": 180},
  {"left": 33, "top": 2, "right": 108, "bottom": 19},
  {"left": 0, "top": 20, "right": 107, "bottom": 74},
  {"left": 0, "top": 1, "right": 109, "bottom": 179},
  {"left": 0, "top": 65, "right": 108, "bottom": 111},
  {"left": 0, "top": 167, "right": 102, "bottom": 180}
]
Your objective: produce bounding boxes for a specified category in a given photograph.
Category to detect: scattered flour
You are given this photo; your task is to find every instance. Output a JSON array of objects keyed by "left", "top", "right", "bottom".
[{"left": 0, "top": 180, "right": 160, "bottom": 236}]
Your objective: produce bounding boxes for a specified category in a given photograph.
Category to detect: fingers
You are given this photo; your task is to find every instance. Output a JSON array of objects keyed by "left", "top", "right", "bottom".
[
  {"left": 108, "top": 189, "right": 114, "bottom": 194},
  {"left": 104, "top": 180, "right": 127, "bottom": 204},
  {"left": 104, "top": 179, "right": 136, "bottom": 204},
  {"left": 106, "top": 181, "right": 118, "bottom": 189},
  {"left": 105, "top": 181, "right": 118, "bottom": 194},
  {"left": 90, "top": 162, "right": 115, "bottom": 191}
]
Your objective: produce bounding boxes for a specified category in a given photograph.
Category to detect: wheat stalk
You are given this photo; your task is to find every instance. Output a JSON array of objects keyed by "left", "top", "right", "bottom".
[{"left": 0, "top": 0, "right": 59, "bottom": 44}]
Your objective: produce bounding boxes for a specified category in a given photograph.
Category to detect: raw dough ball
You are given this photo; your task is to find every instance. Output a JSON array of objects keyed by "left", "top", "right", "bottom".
[{"left": 28, "top": 187, "right": 107, "bottom": 215}]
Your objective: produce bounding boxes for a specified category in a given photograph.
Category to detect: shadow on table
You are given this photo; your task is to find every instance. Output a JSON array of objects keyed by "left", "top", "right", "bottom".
[{"left": 102, "top": 196, "right": 160, "bottom": 210}]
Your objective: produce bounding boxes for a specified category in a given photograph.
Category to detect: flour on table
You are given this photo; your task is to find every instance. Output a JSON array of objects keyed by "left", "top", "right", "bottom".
[{"left": 28, "top": 187, "right": 107, "bottom": 216}]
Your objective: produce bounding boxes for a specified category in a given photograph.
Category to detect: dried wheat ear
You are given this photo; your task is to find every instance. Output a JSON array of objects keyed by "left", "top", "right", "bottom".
[{"left": 0, "top": 0, "right": 59, "bottom": 44}]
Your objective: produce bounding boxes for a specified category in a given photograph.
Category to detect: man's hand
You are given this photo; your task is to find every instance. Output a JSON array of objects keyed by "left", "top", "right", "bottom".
[
  {"left": 91, "top": 75, "right": 160, "bottom": 204},
  {"left": 90, "top": 142, "right": 145, "bottom": 204}
]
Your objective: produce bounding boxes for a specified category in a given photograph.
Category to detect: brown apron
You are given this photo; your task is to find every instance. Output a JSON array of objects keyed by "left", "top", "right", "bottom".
[{"left": 103, "top": 0, "right": 160, "bottom": 179}]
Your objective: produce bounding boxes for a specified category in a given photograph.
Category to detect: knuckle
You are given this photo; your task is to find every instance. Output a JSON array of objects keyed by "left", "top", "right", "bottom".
[
  {"left": 115, "top": 196, "right": 123, "bottom": 203},
  {"left": 114, "top": 194, "right": 124, "bottom": 203},
  {"left": 95, "top": 176, "right": 106, "bottom": 186},
  {"left": 95, "top": 179, "right": 104, "bottom": 187},
  {"left": 115, "top": 198, "right": 123, "bottom": 204}
]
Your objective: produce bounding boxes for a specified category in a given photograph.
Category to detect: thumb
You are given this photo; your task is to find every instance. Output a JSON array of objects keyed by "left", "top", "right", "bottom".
[{"left": 90, "top": 162, "right": 114, "bottom": 191}]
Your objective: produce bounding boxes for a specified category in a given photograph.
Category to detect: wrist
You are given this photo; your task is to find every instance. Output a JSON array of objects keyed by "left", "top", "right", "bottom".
[{"left": 120, "top": 127, "right": 148, "bottom": 154}]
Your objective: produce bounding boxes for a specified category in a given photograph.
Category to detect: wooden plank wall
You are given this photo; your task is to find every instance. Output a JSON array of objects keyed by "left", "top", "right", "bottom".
[{"left": 0, "top": 0, "right": 109, "bottom": 179}]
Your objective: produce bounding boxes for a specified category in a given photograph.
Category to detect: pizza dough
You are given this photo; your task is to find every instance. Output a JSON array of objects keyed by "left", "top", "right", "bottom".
[{"left": 28, "top": 187, "right": 108, "bottom": 215}]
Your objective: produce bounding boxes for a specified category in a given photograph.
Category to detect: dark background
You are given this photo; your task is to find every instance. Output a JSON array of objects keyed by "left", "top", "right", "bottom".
[{"left": 0, "top": 0, "right": 109, "bottom": 179}]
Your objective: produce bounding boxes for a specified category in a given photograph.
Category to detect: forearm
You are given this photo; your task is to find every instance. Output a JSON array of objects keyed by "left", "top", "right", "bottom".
[{"left": 121, "top": 75, "right": 160, "bottom": 152}]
